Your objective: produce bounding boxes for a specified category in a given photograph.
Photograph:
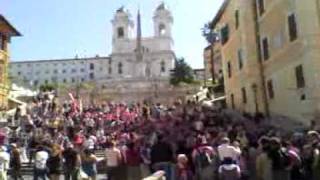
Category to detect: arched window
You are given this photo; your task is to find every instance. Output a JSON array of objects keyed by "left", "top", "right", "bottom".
[
  {"left": 159, "top": 24, "right": 166, "bottom": 36},
  {"left": 117, "top": 27, "right": 124, "bottom": 38},
  {"left": 161, "top": 61, "right": 166, "bottom": 73},
  {"left": 118, "top": 62, "right": 123, "bottom": 74}
]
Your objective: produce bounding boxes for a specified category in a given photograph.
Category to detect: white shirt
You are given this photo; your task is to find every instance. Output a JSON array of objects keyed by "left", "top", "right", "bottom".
[
  {"left": 84, "top": 138, "right": 95, "bottom": 150},
  {"left": 218, "top": 164, "right": 241, "bottom": 174},
  {"left": 35, "top": 151, "right": 49, "bottom": 169},
  {"left": 0, "top": 151, "right": 10, "bottom": 171},
  {"left": 105, "top": 147, "right": 122, "bottom": 167},
  {"left": 217, "top": 143, "right": 241, "bottom": 161}
]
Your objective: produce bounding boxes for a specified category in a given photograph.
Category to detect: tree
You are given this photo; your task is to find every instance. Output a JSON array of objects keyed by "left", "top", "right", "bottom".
[
  {"left": 202, "top": 22, "right": 219, "bottom": 84},
  {"left": 170, "top": 57, "right": 194, "bottom": 86},
  {"left": 39, "top": 83, "right": 57, "bottom": 92},
  {"left": 202, "top": 22, "right": 216, "bottom": 44}
]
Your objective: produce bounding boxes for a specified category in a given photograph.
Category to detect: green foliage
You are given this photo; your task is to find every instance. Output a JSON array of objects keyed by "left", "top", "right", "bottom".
[
  {"left": 39, "top": 83, "right": 57, "bottom": 92},
  {"left": 170, "top": 58, "right": 194, "bottom": 86},
  {"left": 202, "top": 22, "right": 218, "bottom": 44}
]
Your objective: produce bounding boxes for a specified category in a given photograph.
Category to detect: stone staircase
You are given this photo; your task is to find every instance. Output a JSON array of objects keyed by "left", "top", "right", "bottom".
[
  {"left": 8, "top": 149, "right": 106, "bottom": 176},
  {"left": 8, "top": 150, "right": 165, "bottom": 180}
]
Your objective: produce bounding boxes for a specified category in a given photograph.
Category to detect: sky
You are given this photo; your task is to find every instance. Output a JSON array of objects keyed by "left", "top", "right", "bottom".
[{"left": 1, "top": 0, "right": 223, "bottom": 68}]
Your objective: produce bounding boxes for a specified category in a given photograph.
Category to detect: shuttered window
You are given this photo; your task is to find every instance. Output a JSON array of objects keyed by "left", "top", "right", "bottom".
[
  {"left": 231, "top": 94, "right": 235, "bottom": 109},
  {"left": 288, "top": 14, "right": 298, "bottom": 41},
  {"left": 262, "top": 37, "right": 270, "bottom": 60},
  {"left": 221, "top": 25, "right": 229, "bottom": 45},
  {"left": 227, "top": 61, "right": 232, "bottom": 78},
  {"left": 241, "top": 87, "right": 247, "bottom": 104},
  {"left": 258, "top": 0, "right": 265, "bottom": 16},
  {"left": 267, "top": 79, "right": 274, "bottom": 99},
  {"left": 295, "top": 65, "right": 305, "bottom": 88}
]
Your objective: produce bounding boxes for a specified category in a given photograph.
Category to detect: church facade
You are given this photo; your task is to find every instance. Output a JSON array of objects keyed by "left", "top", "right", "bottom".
[
  {"left": 9, "top": 3, "right": 175, "bottom": 99},
  {"left": 110, "top": 5, "right": 174, "bottom": 80}
]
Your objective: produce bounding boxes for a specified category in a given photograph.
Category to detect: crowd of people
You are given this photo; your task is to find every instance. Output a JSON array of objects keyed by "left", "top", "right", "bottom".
[{"left": 0, "top": 91, "right": 319, "bottom": 180}]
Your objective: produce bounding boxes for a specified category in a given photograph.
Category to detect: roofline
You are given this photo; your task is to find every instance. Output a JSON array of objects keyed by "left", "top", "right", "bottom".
[
  {"left": 210, "top": 0, "right": 230, "bottom": 29},
  {"left": 0, "top": 15, "right": 22, "bottom": 36},
  {"left": 10, "top": 56, "right": 110, "bottom": 64}
]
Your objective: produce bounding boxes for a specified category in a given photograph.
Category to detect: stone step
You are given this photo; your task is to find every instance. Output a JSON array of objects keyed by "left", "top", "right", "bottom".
[{"left": 9, "top": 150, "right": 108, "bottom": 175}]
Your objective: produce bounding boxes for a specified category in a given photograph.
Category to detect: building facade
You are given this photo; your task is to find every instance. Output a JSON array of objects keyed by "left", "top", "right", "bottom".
[
  {"left": 203, "top": 43, "right": 223, "bottom": 84},
  {"left": 9, "top": 56, "right": 110, "bottom": 88},
  {"left": 193, "top": 68, "right": 205, "bottom": 82},
  {"left": 9, "top": 3, "right": 175, "bottom": 95},
  {"left": 0, "top": 15, "right": 21, "bottom": 108},
  {"left": 211, "top": 0, "right": 320, "bottom": 123}
]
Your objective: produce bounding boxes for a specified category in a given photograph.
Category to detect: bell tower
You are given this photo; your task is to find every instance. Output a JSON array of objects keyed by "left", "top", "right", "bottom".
[
  {"left": 111, "top": 6, "right": 134, "bottom": 43},
  {"left": 153, "top": 2, "right": 173, "bottom": 38}
]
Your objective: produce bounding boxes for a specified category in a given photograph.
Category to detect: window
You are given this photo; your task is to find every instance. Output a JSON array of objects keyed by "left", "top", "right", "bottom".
[
  {"left": 241, "top": 87, "right": 247, "bottom": 104},
  {"left": 227, "top": 61, "right": 232, "bottom": 78},
  {"left": 0, "top": 34, "right": 4, "bottom": 50},
  {"left": 161, "top": 61, "right": 166, "bottom": 73},
  {"left": 80, "top": 68, "right": 85, "bottom": 72},
  {"left": 159, "top": 24, "right": 166, "bottom": 36},
  {"left": 63, "top": 79, "right": 67, "bottom": 83},
  {"left": 231, "top": 94, "right": 235, "bottom": 109},
  {"left": 258, "top": 0, "right": 265, "bottom": 16},
  {"left": 288, "top": 14, "right": 298, "bottom": 41},
  {"left": 235, "top": 10, "right": 240, "bottom": 29},
  {"left": 52, "top": 77, "right": 57, "bottom": 83},
  {"left": 81, "top": 78, "right": 85, "bottom": 82},
  {"left": 238, "top": 49, "right": 244, "bottom": 70},
  {"left": 118, "top": 62, "right": 123, "bottom": 74},
  {"left": 62, "top": 69, "right": 66, "bottom": 74},
  {"left": 53, "top": 69, "right": 58, "bottom": 74},
  {"left": 17, "top": 72, "right": 21, "bottom": 76},
  {"left": 71, "top": 69, "right": 77, "bottom": 73},
  {"left": 45, "top": 70, "right": 50, "bottom": 74},
  {"left": 90, "top": 63, "right": 94, "bottom": 70},
  {"left": 71, "top": 78, "right": 75, "bottom": 83},
  {"left": 221, "top": 25, "right": 230, "bottom": 45},
  {"left": 295, "top": 65, "right": 305, "bottom": 88},
  {"left": 108, "top": 67, "right": 112, "bottom": 74},
  {"left": 262, "top": 37, "right": 270, "bottom": 60},
  {"left": 117, "top": 27, "right": 124, "bottom": 38},
  {"left": 89, "top": 73, "right": 95, "bottom": 80},
  {"left": 267, "top": 79, "right": 274, "bottom": 99},
  {"left": 34, "top": 80, "right": 39, "bottom": 86}
]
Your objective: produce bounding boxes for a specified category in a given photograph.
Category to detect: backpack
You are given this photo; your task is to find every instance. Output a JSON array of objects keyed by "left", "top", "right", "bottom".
[{"left": 195, "top": 149, "right": 211, "bottom": 169}]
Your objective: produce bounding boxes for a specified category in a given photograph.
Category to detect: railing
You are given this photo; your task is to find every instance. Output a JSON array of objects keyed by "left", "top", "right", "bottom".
[{"left": 143, "top": 171, "right": 166, "bottom": 180}]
